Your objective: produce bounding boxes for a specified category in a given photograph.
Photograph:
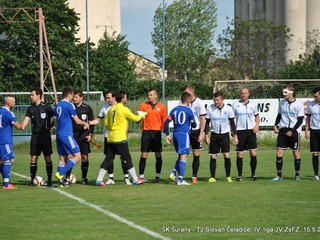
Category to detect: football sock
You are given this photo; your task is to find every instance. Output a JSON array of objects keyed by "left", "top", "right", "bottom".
[
  {"left": 171, "top": 159, "right": 179, "bottom": 176},
  {"left": 312, "top": 155, "right": 319, "bottom": 176},
  {"left": 139, "top": 157, "right": 147, "bottom": 175},
  {"left": 121, "top": 160, "right": 128, "bottom": 175},
  {"left": 224, "top": 157, "right": 231, "bottom": 177},
  {"left": 81, "top": 161, "right": 89, "bottom": 179},
  {"left": 30, "top": 162, "right": 37, "bottom": 182},
  {"left": 3, "top": 162, "right": 12, "bottom": 187},
  {"left": 46, "top": 161, "right": 53, "bottom": 182},
  {"left": 177, "top": 160, "right": 187, "bottom": 182},
  {"left": 108, "top": 173, "right": 114, "bottom": 180},
  {"left": 97, "top": 168, "right": 107, "bottom": 181},
  {"left": 0, "top": 163, "right": 3, "bottom": 176},
  {"left": 66, "top": 169, "right": 72, "bottom": 179},
  {"left": 57, "top": 164, "right": 64, "bottom": 175},
  {"left": 250, "top": 156, "right": 257, "bottom": 176},
  {"left": 236, "top": 157, "right": 243, "bottom": 176},
  {"left": 128, "top": 167, "right": 138, "bottom": 182},
  {"left": 294, "top": 158, "right": 301, "bottom": 176},
  {"left": 192, "top": 156, "right": 200, "bottom": 177},
  {"left": 155, "top": 156, "right": 162, "bottom": 175},
  {"left": 210, "top": 158, "right": 217, "bottom": 178},
  {"left": 59, "top": 159, "right": 76, "bottom": 176},
  {"left": 276, "top": 157, "right": 283, "bottom": 177}
]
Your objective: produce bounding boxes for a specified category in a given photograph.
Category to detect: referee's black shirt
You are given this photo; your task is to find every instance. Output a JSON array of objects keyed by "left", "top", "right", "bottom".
[{"left": 26, "top": 102, "right": 54, "bottom": 133}]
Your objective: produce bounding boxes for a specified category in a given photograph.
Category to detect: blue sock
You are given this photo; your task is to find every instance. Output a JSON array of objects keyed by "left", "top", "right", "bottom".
[
  {"left": 58, "top": 164, "right": 64, "bottom": 175},
  {"left": 3, "top": 162, "right": 12, "bottom": 187},
  {"left": 0, "top": 163, "right": 3, "bottom": 177},
  {"left": 59, "top": 160, "right": 76, "bottom": 176},
  {"left": 172, "top": 159, "right": 179, "bottom": 176},
  {"left": 178, "top": 160, "right": 187, "bottom": 182}
]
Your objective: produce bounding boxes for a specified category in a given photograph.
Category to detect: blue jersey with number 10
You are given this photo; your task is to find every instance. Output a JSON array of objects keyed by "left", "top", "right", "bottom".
[
  {"left": 166, "top": 105, "right": 196, "bottom": 134},
  {"left": 54, "top": 100, "right": 77, "bottom": 136}
]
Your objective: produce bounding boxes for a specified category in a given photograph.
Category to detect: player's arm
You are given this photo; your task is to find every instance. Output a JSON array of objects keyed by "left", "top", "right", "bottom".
[
  {"left": 253, "top": 114, "right": 260, "bottom": 133},
  {"left": 73, "top": 115, "right": 89, "bottom": 129},
  {"left": 21, "top": 116, "right": 30, "bottom": 130},
  {"left": 204, "top": 118, "right": 210, "bottom": 145},
  {"left": 198, "top": 114, "right": 206, "bottom": 143},
  {"left": 229, "top": 118, "right": 238, "bottom": 145},
  {"left": 273, "top": 113, "right": 281, "bottom": 133},
  {"left": 89, "top": 118, "right": 102, "bottom": 125},
  {"left": 164, "top": 117, "right": 172, "bottom": 144},
  {"left": 305, "top": 115, "right": 311, "bottom": 140},
  {"left": 13, "top": 121, "right": 23, "bottom": 130}
]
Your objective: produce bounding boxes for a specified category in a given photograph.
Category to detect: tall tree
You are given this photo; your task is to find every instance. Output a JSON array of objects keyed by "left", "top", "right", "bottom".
[
  {"left": 217, "top": 17, "right": 292, "bottom": 79},
  {"left": 152, "top": 0, "right": 217, "bottom": 81},
  {"left": 0, "top": 0, "right": 83, "bottom": 92},
  {"left": 89, "top": 32, "right": 136, "bottom": 93}
]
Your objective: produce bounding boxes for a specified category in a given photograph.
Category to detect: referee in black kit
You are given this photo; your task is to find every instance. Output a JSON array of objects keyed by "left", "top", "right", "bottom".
[
  {"left": 65, "top": 90, "right": 94, "bottom": 184},
  {"left": 22, "top": 88, "right": 54, "bottom": 186}
]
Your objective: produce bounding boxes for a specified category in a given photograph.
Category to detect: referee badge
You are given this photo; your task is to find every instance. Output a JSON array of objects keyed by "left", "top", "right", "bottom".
[
  {"left": 81, "top": 114, "right": 87, "bottom": 120},
  {"left": 41, "top": 113, "right": 46, "bottom": 119}
]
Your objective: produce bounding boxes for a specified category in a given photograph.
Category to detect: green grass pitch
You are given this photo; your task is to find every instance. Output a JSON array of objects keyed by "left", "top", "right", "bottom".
[{"left": 1, "top": 150, "right": 320, "bottom": 240}]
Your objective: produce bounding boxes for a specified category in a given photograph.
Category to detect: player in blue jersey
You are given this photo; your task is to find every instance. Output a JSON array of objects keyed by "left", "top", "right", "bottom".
[
  {"left": 54, "top": 87, "right": 89, "bottom": 187},
  {"left": 305, "top": 87, "right": 320, "bottom": 180},
  {"left": 165, "top": 92, "right": 196, "bottom": 185},
  {"left": 0, "top": 95, "right": 23, "bottom": 189}
]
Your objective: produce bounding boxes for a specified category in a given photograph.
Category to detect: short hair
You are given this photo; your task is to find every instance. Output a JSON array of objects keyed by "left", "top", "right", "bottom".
[
  {"left": 62, "top": 87, "right": 73, "bottom": 98},
  {"left": 312, "top": 87, "right": 320, "bottom": 94},
  {"left": 105, "top": 90, "right": 116, "bottom": 98},
  {"left": 31, "top": 88, "right": 43, "bottom": 98},
  {"left": 4, "top": 95, "right": 15, "bottom": 104},
  {"left": 183, "top": 84, "right": 195, "bottom": 92},
  {"left": 181, "top": 92, "right": 191, "bottom": 103},
  {"left": 74, "top": 90, "right": 84, "bottom": 97},
  {"left": 283, "top": 84, "right": 294, "bottom": 91},
  {"left": 115, "top": 91, "right": 127, "bottom": 103},
  {"left": 213, "top": 91, "right": 224, "bottom": 99},
  {"left": 148, "top": 88, "right": 158, "bottom": 95},
  {"left": 240, "top": 86, "right": 249, "bottom": 93}
]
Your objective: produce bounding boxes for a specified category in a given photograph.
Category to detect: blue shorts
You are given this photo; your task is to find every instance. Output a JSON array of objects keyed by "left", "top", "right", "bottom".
[
  {"left": 56, "top": 135, "right": 80, "bottom": 156},
  {"left": 0, "top": 144, "right": 14, "bottom": 161},
  {"left": 173, "top": 132, "right": 190, "bottom": 155}
]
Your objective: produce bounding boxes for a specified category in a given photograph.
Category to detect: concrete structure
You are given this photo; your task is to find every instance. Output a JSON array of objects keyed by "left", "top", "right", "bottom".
[
  {"left": 235, "top": 0, "right": 320, "bottom": 62},
  {"left": 68, "top": 0, "right": 120, "bottom": 45}
]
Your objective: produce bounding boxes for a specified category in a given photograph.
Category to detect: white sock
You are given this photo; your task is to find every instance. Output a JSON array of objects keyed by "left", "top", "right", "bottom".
[
  {"left": 128, "top": 167, "right": 138, "bottom": 182},
  {"left": 139, "top": 174, "right": 144, "bottom": 179},
  {"left": 97, "top": 168, "right": 107, "bottom": 181}
]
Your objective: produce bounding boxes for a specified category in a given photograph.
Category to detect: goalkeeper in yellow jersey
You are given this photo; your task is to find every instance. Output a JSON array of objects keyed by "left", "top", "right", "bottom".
[{"left": 100, "top": 91, "right": 146, "bottom": 185}]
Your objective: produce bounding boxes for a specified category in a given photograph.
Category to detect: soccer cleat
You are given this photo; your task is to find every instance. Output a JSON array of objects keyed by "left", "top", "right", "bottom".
[
  {"left": 227, "top": 177, "right": 233, "bottom": 183},
  {"left": 55, "top": 172, "right": 64, "bottom": 180},
  {"left": 192, "top": 177, "right": 198, "bottom": 184},
  {"left": 124, "top": 178, "right": 132, "bottom": 185},
  {"left": 43, "top": 181, "right": 53, "bottom": 187},
  {"left": 314, "top": 175, "right": 319, "bottom": 181},
  {"left": 236, "top": 176, "right": 243, "bottom": 182},
  {"left": 177, "top": 180, "right": 191, "bottom": 186},
  {"left": 271, "top": 176, "right": 283, "bottom": 181},
  {"left": 28, "top": 181, "right": 36, "bottom": 186},
  {"left": 95, "top": 180, "right": 106, "bottom": 186},
  {"left": 82, "top": 178, "right": 88, "bottom": 185},
  {"left": 58, "top": 180, "right": 68, "bottom": 188},
  {"left": 208, "top": 177, "right": 216, "bottom": 183},
  {"left": 154, "top": 177, "right": 160, "bottom": 183},
  {"left": 295, "top": 175, "right": 302, "bottom": 181},
  {"left": 169, "top": 173, "right": 176, "bottom": 182},
  {"left": 105, "top": 179, "right": 115, "bottom": 185},
  {"left": 251, "top": 176, "right": 258, "bottom": 181},
  {"left": 2, "top": 183, "right": 16, "bottom": 190},
  {"left": 133, "top": 179, "right": 143, "bottom": 185},
  {"left": 138, "top": 178, "right": 148, "bottom": 183}
]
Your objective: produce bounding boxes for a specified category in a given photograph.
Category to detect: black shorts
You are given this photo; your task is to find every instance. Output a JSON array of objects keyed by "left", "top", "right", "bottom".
[
  {"left": 276, "top": 128, "right": 300, "bottom": 151},
  {"left": 310, "top": 129, "right": 320, "bottom": 152},
  {"left": 140, "top": 130, "right": 162, "bottom": 152},
  {"left": 236, "top": 130, "right": 257, "bottom": 152},
  {"left": 189, "top": 130, "right": 203, "bottom": 150},
  {"left": 30, "top": 132, "right": 52, "bottom": 156},
  {"left": 74, "top": 132, "right": 91, "bottom": 154},
  {"left": 209, "top": 133, "right": 230, "bottom": 155},
  {"left": 105, "top": 141, "right": 133, "bottom": 169}
]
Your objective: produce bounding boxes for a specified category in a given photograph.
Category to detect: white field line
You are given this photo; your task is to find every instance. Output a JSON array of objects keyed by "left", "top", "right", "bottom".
[{"left": 12, "top": 171, "right": 171, "bottom": 240}]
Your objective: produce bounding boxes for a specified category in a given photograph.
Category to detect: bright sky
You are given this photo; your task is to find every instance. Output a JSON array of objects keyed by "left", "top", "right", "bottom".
[{"left": 121, "top": 0, "right": 234, "bottom": 62}]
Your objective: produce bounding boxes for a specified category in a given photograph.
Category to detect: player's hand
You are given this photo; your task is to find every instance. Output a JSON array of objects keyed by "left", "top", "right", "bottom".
[
  {"left": 83, "top": 122, "right": 89, "bottom": 130},
  {"left": 285, "top": 130, "right": 293, "bottom": 137},
  {"left": 253, "top": 125, "right": 259, "bottom": 133},
  {"left": 85, "top": 135, "right": 92, "bottom": 142},
  {"left": 273, "top": 126, "right": 279, "bottom": 134},
  {"left": 305, "top": 132, "right": 310, "bottom": 140},
  {"left": 233, "top": 135, "right": 239, "bottom": 146},
  {"left": 137, "top": 111, "right": 148, "bottom": 118},
  {"left": 166, "top": 135, "right": 171, "bottom": 144},
  {"left": 205, "top": 135, "right": 210, "bottom": 145}
]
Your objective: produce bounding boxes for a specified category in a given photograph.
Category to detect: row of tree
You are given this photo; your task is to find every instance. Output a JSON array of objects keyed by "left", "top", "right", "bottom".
[{"left": 0, "top": 0, "right": 319, "bottom": 101}]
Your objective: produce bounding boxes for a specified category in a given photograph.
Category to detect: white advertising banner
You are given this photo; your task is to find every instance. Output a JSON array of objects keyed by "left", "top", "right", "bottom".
[{"left": 167, "top": 98, "right": 313, "bottom": 127}]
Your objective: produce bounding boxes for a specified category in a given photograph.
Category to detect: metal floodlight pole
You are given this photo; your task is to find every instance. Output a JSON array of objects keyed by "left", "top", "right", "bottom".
[
  {"left": 162, "top": 0, "right": 166, "bottom": 103},
  {"left": 86, "top": 0, "right": 90, "bottom": 101}
]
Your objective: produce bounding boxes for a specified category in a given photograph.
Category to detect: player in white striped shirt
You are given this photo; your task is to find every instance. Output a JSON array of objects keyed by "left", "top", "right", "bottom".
[{"left": 305, "top": 87, "right": 320, "bottom": 181}]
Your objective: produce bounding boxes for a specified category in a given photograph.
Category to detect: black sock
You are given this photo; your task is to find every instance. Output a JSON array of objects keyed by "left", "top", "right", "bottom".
[
  {"left": 139, "top": 157, "right": 147, "bottom": 175},
  {"left": 224, "top": 158, "right": 231, "bottom": 177},
  {"left": 210, "top": 158, "right": 216, "bottom": 178},
  {"left": 250, "top": 156, "right": 257, "bottom": 176},
  {"left": 294, "top": 158, "right": 301, "bottom": 176},
  {"left": 155, "top": 156, "right": 162, "bottom": 175},
  {"left": 30, "top": 163, "right": 37, "bottom": 181},
  {"left": 313, "top": 155, "right": 319, "bottom": 176},
  {"left": 236, "top": 157, "right": 243, "bottom": 176},
  {"left": 46, "top": 161, "right": 53, "bottom": 183},
  {"left": 192, "top": 156, "right": 200, "bottom": 177},
  {"left": 66, "top": 169, "right": 72, "bottom": 179},
  {"left": 276, "top": 157, "right": 283, "bottom": 177},
  {"left": 81, "top": 161, "right": 89, "bottom": 179}
]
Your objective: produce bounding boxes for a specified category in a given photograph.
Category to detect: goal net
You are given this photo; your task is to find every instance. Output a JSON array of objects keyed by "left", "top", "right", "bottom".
[{"left": 214, "top": 79, "right": 320, "bottom": 99}]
